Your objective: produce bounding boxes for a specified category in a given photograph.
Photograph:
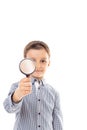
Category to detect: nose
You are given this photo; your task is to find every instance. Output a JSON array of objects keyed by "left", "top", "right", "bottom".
[{"left": 35, "top": 62, "right": 41, "bottom": 69}]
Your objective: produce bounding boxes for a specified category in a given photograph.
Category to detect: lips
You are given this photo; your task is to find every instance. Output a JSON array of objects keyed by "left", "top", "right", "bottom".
[{"left": 35, "top": 70, "right": 43, "bottom": 73}]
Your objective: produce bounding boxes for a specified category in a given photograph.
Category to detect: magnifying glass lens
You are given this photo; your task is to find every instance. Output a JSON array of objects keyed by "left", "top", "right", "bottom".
[{"left": 19, "top": 58, "right": 35, "bottom": 76}]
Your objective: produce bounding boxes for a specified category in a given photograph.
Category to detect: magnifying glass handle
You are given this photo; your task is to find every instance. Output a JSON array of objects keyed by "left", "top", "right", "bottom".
[{"left": 26, "top": 74, "right": 30, "bottom": 77}]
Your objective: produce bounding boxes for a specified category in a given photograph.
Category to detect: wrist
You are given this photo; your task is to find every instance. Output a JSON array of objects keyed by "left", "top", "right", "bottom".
[{"left": 12, "top": 91, "right": 22, "bottom": 103}]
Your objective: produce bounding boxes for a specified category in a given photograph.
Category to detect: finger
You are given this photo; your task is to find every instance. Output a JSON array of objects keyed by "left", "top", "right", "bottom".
[
  {"left": 24, "top": 86, "right": 32, "bottom": 91},
  {"left": 23, "top": 82, "right": 32, "bottom": 87},
  {"left": 24, "top": 91, "right": 31, "bottom": 95},
  {"left": 24, "top": 88, "right": 32, "bottom": 95}
]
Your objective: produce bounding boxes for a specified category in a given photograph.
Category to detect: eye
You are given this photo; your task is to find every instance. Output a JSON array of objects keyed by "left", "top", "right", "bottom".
[{"left": 41, "top": 59, "right": 47, "bottom": 63}]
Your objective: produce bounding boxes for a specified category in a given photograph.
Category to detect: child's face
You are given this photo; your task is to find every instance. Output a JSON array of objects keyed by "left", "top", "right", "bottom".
[{"left": 26, "top": 48, "right": 50, "bottom": 79}]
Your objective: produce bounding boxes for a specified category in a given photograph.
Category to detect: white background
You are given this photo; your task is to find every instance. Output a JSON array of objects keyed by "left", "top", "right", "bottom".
[{"left": 0, "top": 0, "right": 87, "bottom": 130}]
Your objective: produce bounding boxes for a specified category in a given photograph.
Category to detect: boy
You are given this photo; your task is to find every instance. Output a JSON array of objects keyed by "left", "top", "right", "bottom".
[{"left": 3, "top": 40, "right": 63, "bottom": 130}]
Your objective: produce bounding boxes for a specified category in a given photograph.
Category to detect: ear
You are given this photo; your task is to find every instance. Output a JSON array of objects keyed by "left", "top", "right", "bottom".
[{"left": 48, "top": 60, "right": 50, "bottom": 66}]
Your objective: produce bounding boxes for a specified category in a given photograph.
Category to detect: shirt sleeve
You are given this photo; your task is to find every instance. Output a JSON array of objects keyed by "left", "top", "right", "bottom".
[
  {"left": 52, "top": 92, "right": 63, "bottom": 130},
  {"left": 3, "top": 82, "right": 23, "bottom": 113}
]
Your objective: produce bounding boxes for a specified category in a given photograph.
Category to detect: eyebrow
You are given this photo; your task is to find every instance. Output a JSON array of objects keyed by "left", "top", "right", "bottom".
[
  {"left": 41, "top": 58, "right": 48, "bottom": 59},
  {"left": 30, "top": 57, "right": 48, "bottom": 61}
]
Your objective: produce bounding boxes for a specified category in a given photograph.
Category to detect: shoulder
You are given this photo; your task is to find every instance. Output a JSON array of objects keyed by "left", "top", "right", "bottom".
[
  {"left": 11, "top": 82, "right": 19, "bottom": 89},
  {"left": 45, "top": 83, "right": 60, "bottom": 99}
]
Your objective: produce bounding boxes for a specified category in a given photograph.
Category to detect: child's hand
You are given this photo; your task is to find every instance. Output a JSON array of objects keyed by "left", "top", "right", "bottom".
[{"left": 12, "top": 77, "right": 32, "bottom": 103}]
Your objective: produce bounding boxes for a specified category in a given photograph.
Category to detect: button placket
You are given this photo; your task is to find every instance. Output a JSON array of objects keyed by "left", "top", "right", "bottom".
[
  {"left": 37, "top": 88, "right": 41, "bottom": 129},
  {"left": 38, "top": 99, "right": 40, "bottom": 101},
  {"left": 38, "top": 125, "right": 40, "bottom": 128}
]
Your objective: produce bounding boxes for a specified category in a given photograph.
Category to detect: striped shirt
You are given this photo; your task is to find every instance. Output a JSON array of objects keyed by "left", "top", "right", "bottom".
[{"left": 3, "top": 77, "right": 63, "bottom": 130}]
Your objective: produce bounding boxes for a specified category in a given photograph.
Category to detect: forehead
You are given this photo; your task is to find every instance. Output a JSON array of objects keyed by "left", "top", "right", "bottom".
[{"left": 26, "top": 49, "right": 49, "bottom": 59}]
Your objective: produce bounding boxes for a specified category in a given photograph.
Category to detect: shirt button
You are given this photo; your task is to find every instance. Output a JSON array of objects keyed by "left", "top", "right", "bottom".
[
  {"left": 38, "top": 99, "right": 40, "bottom": 101},
  {"left": 38, "top": 125, "right": 40, "bottom": 127},
  {"left": 38, "top": 112, "right": 40, "bottom": 115}
]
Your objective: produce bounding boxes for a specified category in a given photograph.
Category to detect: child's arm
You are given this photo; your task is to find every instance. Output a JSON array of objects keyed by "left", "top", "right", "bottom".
[
  {"left": 3, "top": 82, "right": 23, "bottom": 113},
  {"left": 3, "top": 77, "right": 32, "bottom": 113},
  {"left": 52, "top": 92, "right": 63, "bottom": 130},
  {"left": 12, "top": 77, "right": 32, "bottom": 103}
]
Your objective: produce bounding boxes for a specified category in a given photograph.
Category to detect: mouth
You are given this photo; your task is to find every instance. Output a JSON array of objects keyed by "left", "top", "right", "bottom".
[
  {"left": 35, "top": 70, "right": 42, "bottom": 72},
  {"left": 34, "top": 69, "right": 43, "bottom": 73},
  {"left": 32, "top": 70, "right": 44, "bottom": 78}
]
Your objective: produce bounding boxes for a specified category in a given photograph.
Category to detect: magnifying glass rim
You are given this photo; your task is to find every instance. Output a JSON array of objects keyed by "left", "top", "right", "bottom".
[{"left": 19, "top": 58, "right": 36, "bottom": 76}]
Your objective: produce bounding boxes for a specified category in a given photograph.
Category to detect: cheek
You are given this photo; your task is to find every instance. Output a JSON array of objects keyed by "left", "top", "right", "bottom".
[{"left": 43, "top": 64, "right": 49, "bottom": 70}]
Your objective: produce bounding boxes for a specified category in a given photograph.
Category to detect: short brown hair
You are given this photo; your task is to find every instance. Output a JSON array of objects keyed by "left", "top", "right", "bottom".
[{"left": 24, "top": 40, "right": 50, "bottom": 58}]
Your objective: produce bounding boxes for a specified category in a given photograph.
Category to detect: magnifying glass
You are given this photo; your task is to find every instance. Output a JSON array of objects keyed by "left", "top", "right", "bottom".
[{"left": 19, "top": 58, "right": 36, "bottom": 77}]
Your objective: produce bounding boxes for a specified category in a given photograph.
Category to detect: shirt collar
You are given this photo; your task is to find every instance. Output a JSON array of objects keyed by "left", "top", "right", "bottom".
[{"left": 31, "top": 77, "right": 46, "bottom": 86}]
